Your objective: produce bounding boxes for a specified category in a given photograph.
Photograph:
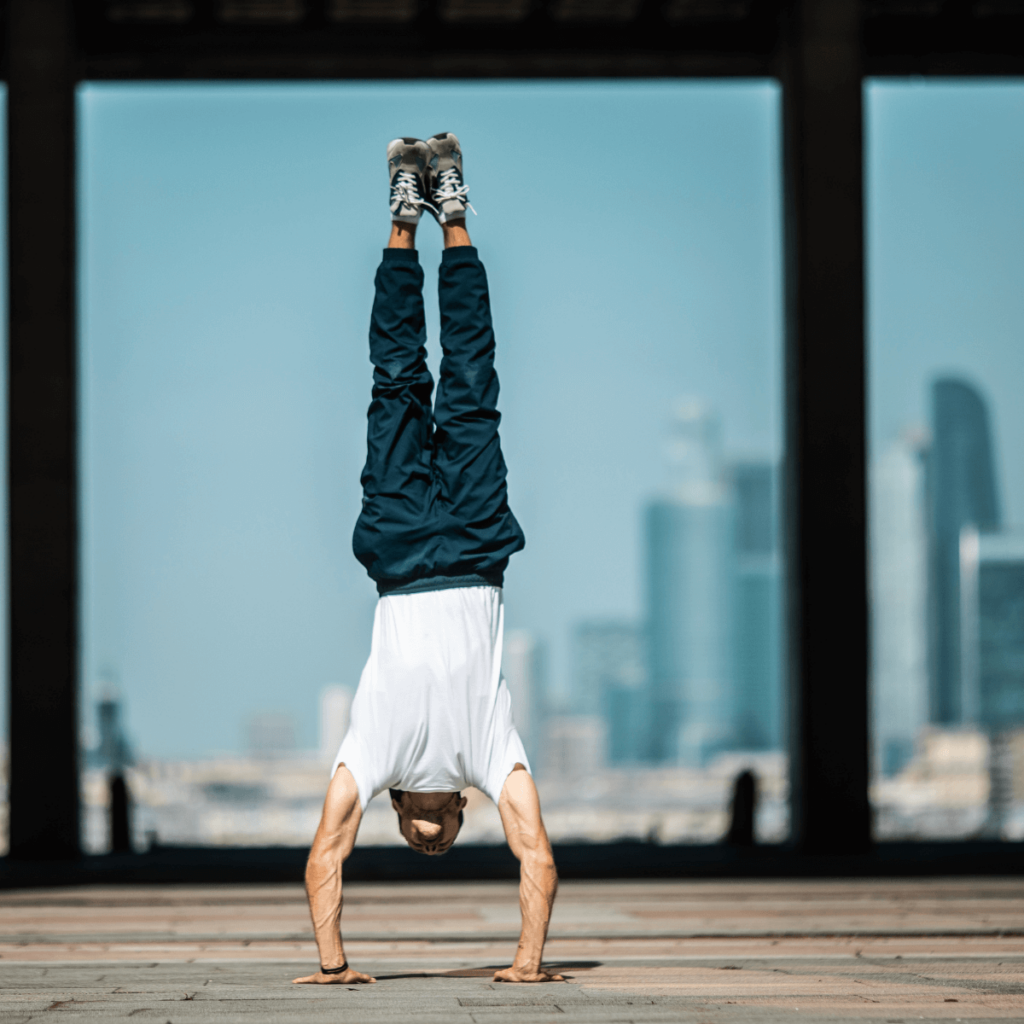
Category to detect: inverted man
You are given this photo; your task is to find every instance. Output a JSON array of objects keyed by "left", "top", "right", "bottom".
[{"left": 295, "top": 134, "right": 561, "bottom": 987}]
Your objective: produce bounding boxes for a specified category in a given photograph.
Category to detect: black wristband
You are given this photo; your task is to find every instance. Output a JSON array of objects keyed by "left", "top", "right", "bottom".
[{"left": 320, "top": 961, "right": 348, "bottom": 975}]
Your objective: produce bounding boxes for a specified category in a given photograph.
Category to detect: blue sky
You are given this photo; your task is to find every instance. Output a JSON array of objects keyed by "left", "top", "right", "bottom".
[
  {"left": 867, "top": 80, "right": 1024, "bottom": 512},
  {"left": 77, "top": 81, "right": 783, "bottom": 757},
  {"left": 59, "top": 78, "right": 1024, "bottom": 758}
]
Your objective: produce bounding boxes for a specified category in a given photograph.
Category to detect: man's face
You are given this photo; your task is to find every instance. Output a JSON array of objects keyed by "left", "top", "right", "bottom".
[{"left": 391, "top": 791, "right": 467, "bottom": 855}]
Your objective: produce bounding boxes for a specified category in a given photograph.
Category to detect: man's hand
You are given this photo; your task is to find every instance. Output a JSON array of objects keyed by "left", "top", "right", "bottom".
[
  {"left": 292, "top": 967, "right": 376, "bottom": 985},
  {"left": 493, "top": 966, "right": 564, "bottom": 983}
]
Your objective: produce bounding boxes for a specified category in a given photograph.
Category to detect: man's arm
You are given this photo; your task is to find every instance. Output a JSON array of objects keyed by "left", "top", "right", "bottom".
[
  {"left": 293, "top": 765, "right": 376, "bottom": 985},
  {"left": 493, "top": 765, "right": 563, "bottom": 983}
]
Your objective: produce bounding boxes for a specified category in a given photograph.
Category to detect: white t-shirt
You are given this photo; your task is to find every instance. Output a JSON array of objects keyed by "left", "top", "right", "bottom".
[{"left": 331, "top": 585, "right": 530, "bottom": 810}]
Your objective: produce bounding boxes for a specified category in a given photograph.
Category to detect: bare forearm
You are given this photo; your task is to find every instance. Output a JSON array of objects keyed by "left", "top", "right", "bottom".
[
  {"left": 293, "top": 770, "right": 374, "bottom": 986},
  {"left": 305, "top": 845, "right": 347, "bottom": 968},
  {"left": 513, "top": 851, "right": 558, "bottom": 970},
  {"left": 494, "top": 768, "right": 562, "bottom": 983},
  {"left": 295, "top": 844, "right": 374, "bottom": 986}
]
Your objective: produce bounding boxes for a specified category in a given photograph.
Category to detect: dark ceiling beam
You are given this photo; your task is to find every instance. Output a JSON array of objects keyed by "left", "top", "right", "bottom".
[
  {"left": 67, "top": 2, "right": 1024, "bottom": 80},
  {"left": 72, "top": 0, "right": 781, "bottom": 77},
  {"left": 76, "top": 52, "right": 777, "bottom": 79}
]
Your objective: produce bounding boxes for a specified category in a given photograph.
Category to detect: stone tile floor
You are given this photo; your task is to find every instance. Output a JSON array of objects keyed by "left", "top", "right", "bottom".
[{"left": 0, "top": 878, "right": 1022, "bottom": 1022}]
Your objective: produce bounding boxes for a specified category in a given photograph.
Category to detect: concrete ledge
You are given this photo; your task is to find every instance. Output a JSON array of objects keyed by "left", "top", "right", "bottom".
[{"left": 2, "top": 839, "right": 1024, "bottom": 888}]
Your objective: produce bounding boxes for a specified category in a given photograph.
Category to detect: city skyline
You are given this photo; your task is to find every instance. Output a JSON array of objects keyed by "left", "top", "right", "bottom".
[
  {"left": 560, "top": 403, "right": 782, "bottom": 770},
  {"left": 872, "top": 372, "right": 1024, "bottom": 791}
]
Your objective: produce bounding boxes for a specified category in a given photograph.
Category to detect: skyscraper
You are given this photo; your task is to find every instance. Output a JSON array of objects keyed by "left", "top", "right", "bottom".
[
  {"left": 319, "top": 685, "right": 353, "bottom": 766},
  {"left": 730, "top": 460, "right": 783, "bottom": 752},
  {"left": 871, "top": 432, "right": 929, "bottom": 776},
  {"left": 646, "top": 402, "right": 735, "bottom": 765},
  {"left": 929, "top": 378, "right": 1001, "bottom": 723},
  {"left": 90, "top": 694, "right": 132, "bottom": 771},
  {"left": 959, "top": 530, "right": 1024, "bottom": 731},
  {"left": 246, "top": 712, "right": 296, "bottom": 759},
  {"left": 573, "top": 621, "right": 646, "bottom": 764},
  {"left": 960, "top": 529, "right": 1024, "bottom": 839},
  {"left": 503, "top": 630, "right": 545, "bottom": 764}
]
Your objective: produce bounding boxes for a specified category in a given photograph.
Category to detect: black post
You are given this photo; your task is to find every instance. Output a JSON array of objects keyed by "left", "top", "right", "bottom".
[
  {"left": 782, "top": 0, "right": 871, "bottom": 854},
  {"left": 6, "top": 0, "right": 80, "bottom": 860},
  {"left": 110, "top": 774, "right": 132, "bottom": 854},
  {"left": 725, "top": 769, "right": 757, "bottom": 848}
]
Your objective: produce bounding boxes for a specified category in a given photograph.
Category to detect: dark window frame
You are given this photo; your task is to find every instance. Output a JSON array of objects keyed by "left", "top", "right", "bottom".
[{"left": 4, "top": 0, "right": 1024, "bottom": 875}]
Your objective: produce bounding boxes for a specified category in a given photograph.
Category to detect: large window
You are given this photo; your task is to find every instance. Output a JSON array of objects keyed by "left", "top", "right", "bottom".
[
  {"left": 79, "top": 82, "right": 784, "bottom": 851},
  {"left": 868, "top": 82, "right": 1024, "bottom": 841}
]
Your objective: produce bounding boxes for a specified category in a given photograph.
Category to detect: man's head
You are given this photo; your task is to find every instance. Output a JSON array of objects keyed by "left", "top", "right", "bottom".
[{"left": 390, "top": 788, "right": 467, "bottom": 855}]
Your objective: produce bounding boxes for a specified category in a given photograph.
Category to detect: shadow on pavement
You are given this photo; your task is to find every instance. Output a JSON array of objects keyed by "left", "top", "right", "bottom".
[{"left": 372, "top": 960, "right": 601, "bottom": 981}]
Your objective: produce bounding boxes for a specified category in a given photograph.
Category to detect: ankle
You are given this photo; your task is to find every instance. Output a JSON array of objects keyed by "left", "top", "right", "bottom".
[
  {"left": 442, "top": 220, "right": 471, "bottom": 248},
  {"left": 388, "top": 222, "right": 417, "bottom": 249}
]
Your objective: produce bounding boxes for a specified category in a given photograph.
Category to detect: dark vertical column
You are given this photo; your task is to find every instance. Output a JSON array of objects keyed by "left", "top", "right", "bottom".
[
  {"left": 6, "top": 0, "right": 80, "bottom": 860},
  {"left": 782, "top": 0, "right": 871, "bottom": 854}
]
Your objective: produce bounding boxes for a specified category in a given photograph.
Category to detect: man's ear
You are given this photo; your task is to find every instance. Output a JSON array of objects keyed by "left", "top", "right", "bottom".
[
  {"left": 457, "top": 794, "right": 468, "bottom": 811},
  {"left": 391, "top": 797, "right": 402, "bottom": 813}
]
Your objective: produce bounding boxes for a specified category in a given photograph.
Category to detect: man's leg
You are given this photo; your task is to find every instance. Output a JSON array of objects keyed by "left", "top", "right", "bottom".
[
  {"left": 435, "top": 220, "right": 555, "bottom": 981},
  {"left": 432, "top": 221, "right": 525, "bottom": 571},
  {"left": 351, "top": 222, "right": 437, "bottom": 583}
]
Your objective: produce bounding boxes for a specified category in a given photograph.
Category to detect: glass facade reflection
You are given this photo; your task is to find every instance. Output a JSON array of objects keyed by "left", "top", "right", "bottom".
[{"left": 868, "top": 81, "right": 1024, "bottom": 842}]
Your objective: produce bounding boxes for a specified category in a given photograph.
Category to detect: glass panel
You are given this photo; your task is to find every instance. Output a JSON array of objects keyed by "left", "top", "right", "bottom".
[
  {"left": 868, "top": 81, "right": 1024, "bottom": 841},
  {"left": 80, "top": 82, "right": 784, "bottom": 851}
]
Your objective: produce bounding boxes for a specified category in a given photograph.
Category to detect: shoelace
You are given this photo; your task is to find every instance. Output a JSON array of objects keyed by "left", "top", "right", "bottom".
[
  {"left": 433, "top": 167, "right": 477, "bottom": 215},
  {"left": 391, "top": 168, "right": 432, "bottom": 212}
]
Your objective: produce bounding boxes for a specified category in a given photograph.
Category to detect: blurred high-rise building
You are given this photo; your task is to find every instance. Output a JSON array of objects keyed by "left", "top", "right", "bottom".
[
  {"left": 730, "top": 460, "right": 783, "bottom": 752},
  {"left": 928, "top": 378, "right": 1001, "bottom": 724},
  {"left": 319, "top": 685, "right": 353, "bottom": 765},
  {"left": 960, "top": 529, "right": 1024, "bottom": 838},
  {"left": 503, "top": 630, "right": 546, "bottom": 764},
  {"left": 246, "top": 712, "right": 296, "bottom": 759},
  {"left": 573, "top": 621, "right": 646, "bottom": 764},
  {"left": 90, "top": 694, "right": 132, "bottom": 771},
  {"left": 541, "top": 715, "right": 608, "bottom": 784},
  {"left": 871, "top": 431, "right": 930, "bottom": 776},
  {"left": 646, "top": 402, "right": 735, "bottom": 765},
  {"left": 959, "top": 530, "right": 1024, "bottom": 732}
]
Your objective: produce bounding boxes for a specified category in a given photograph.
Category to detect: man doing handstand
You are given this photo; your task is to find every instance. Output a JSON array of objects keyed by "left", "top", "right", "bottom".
[{"left": 294, "top": 134, "right": 561, "bottom": 987}]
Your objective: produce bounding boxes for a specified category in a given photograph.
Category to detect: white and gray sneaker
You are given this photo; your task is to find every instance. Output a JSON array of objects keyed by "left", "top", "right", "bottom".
[
  {"left": 387, "top": 137, "right": 433, "bottom": 224},
  {"left": 426, "top": 132, "right": 476, "bottom": 223}
]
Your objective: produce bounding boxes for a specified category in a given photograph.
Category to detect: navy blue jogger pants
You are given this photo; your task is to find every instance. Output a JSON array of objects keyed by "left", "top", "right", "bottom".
[{"left": 352, "top": 246, "right": 525, "bottom": 594}]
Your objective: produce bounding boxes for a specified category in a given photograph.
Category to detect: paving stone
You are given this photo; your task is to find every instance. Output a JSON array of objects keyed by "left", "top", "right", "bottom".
[{"left": 1, "top": 880, "right": 1023, "bottom": 1022}]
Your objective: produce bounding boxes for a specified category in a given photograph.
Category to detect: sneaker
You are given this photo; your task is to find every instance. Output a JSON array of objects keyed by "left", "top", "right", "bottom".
[
  {"left": 387, "top": 137, "right": 432, "bottom": 224},
  {"left": 426, "top": 132, "right": 476, "bottom": 223}
]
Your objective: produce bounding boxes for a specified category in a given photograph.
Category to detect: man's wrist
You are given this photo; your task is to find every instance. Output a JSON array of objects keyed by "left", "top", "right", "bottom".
[{"left": 512, "top": 952, "right": 542, "bottom": 972}]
